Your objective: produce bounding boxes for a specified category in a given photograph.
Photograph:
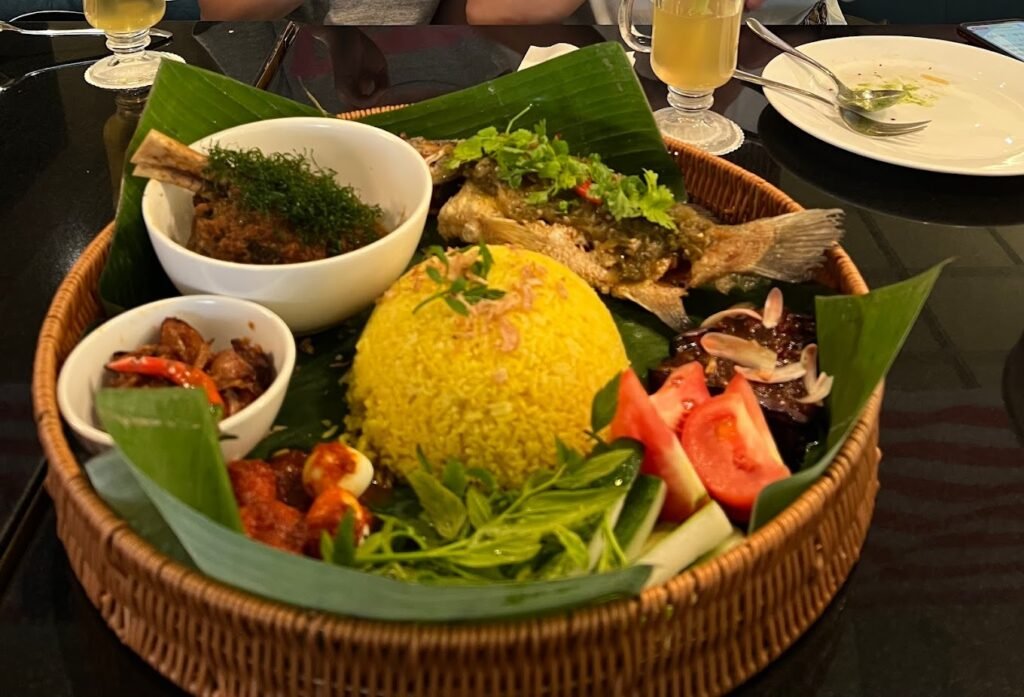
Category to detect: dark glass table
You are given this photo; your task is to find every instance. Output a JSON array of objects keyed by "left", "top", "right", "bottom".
[{"left": 0, "top": 21, "right": 1022, "bottom": 697}]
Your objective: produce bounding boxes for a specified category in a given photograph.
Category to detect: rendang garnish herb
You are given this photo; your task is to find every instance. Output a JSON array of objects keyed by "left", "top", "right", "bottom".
[{"left": 204, "top": 145, "right": 383, "bottom": 253}]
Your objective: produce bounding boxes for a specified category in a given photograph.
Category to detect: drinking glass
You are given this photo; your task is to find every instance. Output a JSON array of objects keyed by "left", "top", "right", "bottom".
[
  {"left": 619, "top": 0, "right": 745, "bottom": 155},
  {"left": 83, "top": 0, "right": 183, "bottom": 90}
]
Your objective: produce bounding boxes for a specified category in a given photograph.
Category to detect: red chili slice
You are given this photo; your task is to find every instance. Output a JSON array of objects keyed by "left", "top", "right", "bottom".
[
  {"left": 106, "top": 355, "right": 225, "bottom": 408},
  {"left": 574, "top": 180, "right": 603, "bottom": 205},
  {"left": 680, "top": 391, "right": 790, "bottom": 524}
]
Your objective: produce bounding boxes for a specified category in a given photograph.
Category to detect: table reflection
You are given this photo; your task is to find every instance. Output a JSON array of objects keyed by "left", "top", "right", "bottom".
[{"left": 757, "top": 106, "right": 1024, "bottom": 227}]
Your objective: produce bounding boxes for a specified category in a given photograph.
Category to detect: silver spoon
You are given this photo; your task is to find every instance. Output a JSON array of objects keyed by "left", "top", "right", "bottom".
[
  {"left": 0, "top": 20, "right": 171, "bottom": 40},
  {"left": 746, "top": 18, "right": 905, "bottom": 112},
  {"left": 733, "top": 70, "right": 929, "bottom": 137}
]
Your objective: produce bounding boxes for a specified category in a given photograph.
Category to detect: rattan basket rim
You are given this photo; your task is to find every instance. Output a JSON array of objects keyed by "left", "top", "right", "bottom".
[{"left": 32, "top": 129, "right": 876, "bottom": 642}]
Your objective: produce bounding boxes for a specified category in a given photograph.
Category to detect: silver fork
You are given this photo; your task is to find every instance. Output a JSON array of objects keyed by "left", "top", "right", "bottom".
[
  {"left": 0, "top": 21, "right": 171, "bottom": 40},
  {"left": 733, "top": 70, "right": 930, "bottom": 137},
  {"left": 746, "top": 18, "right": 905, "bottom": 112}
]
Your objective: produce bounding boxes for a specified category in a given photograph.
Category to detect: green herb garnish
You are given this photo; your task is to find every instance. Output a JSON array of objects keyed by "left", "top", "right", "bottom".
[
  {"left": 330, "top": 442, "right": 640, "bottom": 583},
  {"left": 448, "top": 119, "right": 677, "bottom": 229},
  {"left": 413, "top": 242, "right": 507, "bottom": 316},
  {"left": 204, "top": 145, "right": 383, "bottom": 252}
]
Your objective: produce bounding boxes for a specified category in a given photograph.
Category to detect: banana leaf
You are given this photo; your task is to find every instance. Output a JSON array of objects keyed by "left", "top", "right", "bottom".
[
  {"left": 90, "top": 389, "right": 651, "bottom": 622},
  {"left": 96, "top": 388, "right": 242, "bottom": 532},
  {"left": 748, "top": 262, "right": 948, "bottom": 530},
  {"left": 98, "top": 44, "right": 681, "bottom": 314}
]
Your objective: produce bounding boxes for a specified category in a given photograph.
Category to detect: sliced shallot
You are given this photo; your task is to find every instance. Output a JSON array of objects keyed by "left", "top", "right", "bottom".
[
  {"left": 700, "top": 304, "right": 763, "bottom": 329},
  {"left": 798, "top": 373, "right": 834, "bottom": 405},
  {"left": 762, "top": 287, "right": 783, "bottom": 329},
  {"left": 736, "top": 361, "right": 807, "bottom": 384},
  {"left": 700, "top": 333, "right": 777, "bottom": 377},
  {"left": 800, "top": 344, "right": 819, "bottom": 393}
]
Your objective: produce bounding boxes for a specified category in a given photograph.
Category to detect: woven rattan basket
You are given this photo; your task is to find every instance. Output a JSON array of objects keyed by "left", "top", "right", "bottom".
[{"left": 33, "top": 131, "right": 881, "bottom": 697}]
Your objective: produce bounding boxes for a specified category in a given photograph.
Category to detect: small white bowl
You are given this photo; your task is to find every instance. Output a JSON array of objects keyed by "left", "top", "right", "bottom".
[
  {"left": 57, "top": 295, "right": 296, "bottom": 462},
  {"left": 141, "top": 117, "right": 433, "bottom": 334}
]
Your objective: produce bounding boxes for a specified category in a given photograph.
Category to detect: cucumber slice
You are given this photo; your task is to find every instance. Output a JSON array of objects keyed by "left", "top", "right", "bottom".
[
  {"left": 637, "top": 501, "right": 733, "bottom": 589},
  {"left": 613, "top": 475, "right": 667, "bottom": 562},
  {"left": 695, "top": 528, "right": 745, "bottom": 565}
]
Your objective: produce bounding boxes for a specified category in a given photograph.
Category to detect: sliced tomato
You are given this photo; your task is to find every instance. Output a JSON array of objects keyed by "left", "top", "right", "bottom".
[
  {"left": 724, "top": 373, "right": 785, "bottom": 465},
  {"left": 610, "top": 369, "right": 708, "bottom": 521},
  {"left": 681, "top": 392, "right": 790, "bottom": 523},
  {"left": 650, "top": 362, "right": 711, "bottom": 433}
]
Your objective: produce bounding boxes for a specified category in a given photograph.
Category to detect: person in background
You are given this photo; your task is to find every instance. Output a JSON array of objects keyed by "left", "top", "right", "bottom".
[
  {"left": 197, "top": 0, "right": 304, "bottom": 19},
  {"left": 466, "top": 0, "right": 849, "bottom": 25},
  {"left": 326, "top": 0, "right": 440, "bottom": 23}
]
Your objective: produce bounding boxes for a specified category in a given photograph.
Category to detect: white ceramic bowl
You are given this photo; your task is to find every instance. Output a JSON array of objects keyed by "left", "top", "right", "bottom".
[
  {"left": 141, "top": 117, "right": 433, "bottom": 334},
  {"left": 57, "top": 295, "right": 296, "bottom": 462}
]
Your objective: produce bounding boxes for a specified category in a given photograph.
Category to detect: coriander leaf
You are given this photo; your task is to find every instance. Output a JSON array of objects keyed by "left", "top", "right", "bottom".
[
  {"left": 406, "top": 470, "right": 468, "bottom": 541},
  {"left": 443, "top": 122, "right": 677, "bottom": 228},
  {"left": 590, "top": 373, "right": 621, "bottom": 433}
]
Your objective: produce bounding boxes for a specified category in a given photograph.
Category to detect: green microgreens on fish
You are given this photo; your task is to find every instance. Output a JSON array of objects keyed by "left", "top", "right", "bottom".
[
  {"left": 448, "top": 117, "right": 677, "bottom": 230},
  {"left": 203, "top": 145, "right": 384, "bottom": 252},
  {"left": 413, "top": 242, "right": 507, "bottom": 316}
]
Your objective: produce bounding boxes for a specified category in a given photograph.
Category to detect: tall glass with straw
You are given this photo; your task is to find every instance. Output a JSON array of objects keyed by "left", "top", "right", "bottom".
[
  {"left": 83, "top": 0, "right": 183, "bottom": 90},
  {"left": 619, "top": 0, "right": 745, "bottom": 155}
]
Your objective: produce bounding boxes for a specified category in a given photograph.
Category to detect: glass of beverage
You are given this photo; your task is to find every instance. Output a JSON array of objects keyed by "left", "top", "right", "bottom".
[
  {"left": 619, "top": 0, "right": 745, "bottom": 155},
  {"left": 83, "top": 0, "right": 183, "bottom": 90}
]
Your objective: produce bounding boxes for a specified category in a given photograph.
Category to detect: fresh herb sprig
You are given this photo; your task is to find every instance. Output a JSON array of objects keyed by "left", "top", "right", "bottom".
[
  {"left": 413, "top": 243, "right": 506, "bottom": 316},
  {"left": 328, "top": 441, "right": 640, "bottom": 583},
  {"left": 448, "top": 118, "right": 677, "bottom": 229},
  {"left": 204, "top": 145, "right": 383, "bottom": 252}
]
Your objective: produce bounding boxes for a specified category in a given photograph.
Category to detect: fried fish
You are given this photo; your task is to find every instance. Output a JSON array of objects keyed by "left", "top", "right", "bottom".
[{"left": 426, "top": 152, "right": 843, "bottom": 331}]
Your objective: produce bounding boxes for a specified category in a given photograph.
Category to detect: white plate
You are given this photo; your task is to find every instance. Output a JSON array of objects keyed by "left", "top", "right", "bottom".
[{"left": 761, "top": 36, "right": 1024, "bottom": 176}]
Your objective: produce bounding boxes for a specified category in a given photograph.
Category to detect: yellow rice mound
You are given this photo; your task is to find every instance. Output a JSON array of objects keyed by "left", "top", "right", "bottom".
[{"left": 346, "top": 245, "right": 629, "bottom": 489}]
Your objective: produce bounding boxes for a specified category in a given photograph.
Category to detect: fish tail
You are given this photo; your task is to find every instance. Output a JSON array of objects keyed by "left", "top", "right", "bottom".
[
  {"left": 614, "top": 283, "right": 690, "bottom": 333},
  {"left": 689, "top": 209, "right": 844, "bottom": 288}
]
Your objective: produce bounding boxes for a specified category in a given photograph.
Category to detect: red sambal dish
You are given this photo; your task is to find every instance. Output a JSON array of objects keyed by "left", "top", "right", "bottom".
[
  {"left": 228, "top": 442, "right": 373, "bottom": 556},
  {"left": 104, "top": 317, "right": 275, "bottom": 417}
]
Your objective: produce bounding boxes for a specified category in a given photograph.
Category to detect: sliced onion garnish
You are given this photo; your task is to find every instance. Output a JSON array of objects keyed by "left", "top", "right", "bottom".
[
  {"left": 700, "top": 305, "right": 763, "bottom": 329},
  {"left": 736, "top": 362, "right": 807, "bottom": 384},
  {"left": 762, "top": 287, "right": 784, "bottom": 329},
  {"left": 700, "top": 333, "right": 777, "bottom": 376},
  {"left": 800, "top": 344, "right": 819, "bottom": 394},
  {"left": 798, "top": 373, "right": 834, "bottom": 405}
]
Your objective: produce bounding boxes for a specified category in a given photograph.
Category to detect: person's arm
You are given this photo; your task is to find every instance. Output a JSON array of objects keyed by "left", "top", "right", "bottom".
[
  {"left": 465, "top": 0, "right": 585, "bottom": 25},
  {"left": 197, "top": 0, "right": 304, "bottom": 20}
]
